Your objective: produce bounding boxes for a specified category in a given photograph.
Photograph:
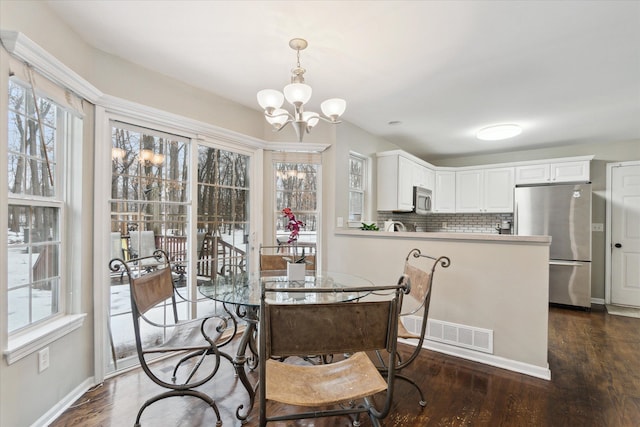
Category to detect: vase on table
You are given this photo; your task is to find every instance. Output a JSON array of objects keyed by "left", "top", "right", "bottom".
[{"left": 287, "top": 262, "right": 306, "bottom": 282}]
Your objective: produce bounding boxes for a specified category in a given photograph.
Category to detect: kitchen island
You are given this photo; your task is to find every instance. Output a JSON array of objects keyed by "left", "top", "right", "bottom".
[{"left": 327, "top": 229, "right": 552, "bottom": 379}]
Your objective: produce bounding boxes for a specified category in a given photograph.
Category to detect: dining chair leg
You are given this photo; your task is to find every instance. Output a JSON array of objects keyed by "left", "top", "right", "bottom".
[
  {"left": 134, "top": 389, "right": 222, "bottom": 427},
  {"left": 395, "top": 373, "right": 427, "bottom": 406}
]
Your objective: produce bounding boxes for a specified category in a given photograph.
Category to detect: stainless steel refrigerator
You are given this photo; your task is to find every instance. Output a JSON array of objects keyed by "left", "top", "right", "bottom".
[{"left": 514, "top": 183, "right": 592, "bottom": 308}]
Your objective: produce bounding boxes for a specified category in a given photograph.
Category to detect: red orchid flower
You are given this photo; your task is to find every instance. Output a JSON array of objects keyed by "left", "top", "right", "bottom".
[{"left": 282, "top": 208, "right": 305, "bottom": 243}]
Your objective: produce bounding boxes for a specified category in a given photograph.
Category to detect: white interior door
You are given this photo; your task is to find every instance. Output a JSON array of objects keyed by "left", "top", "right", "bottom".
[{"left": 609, "top": 163, "right": 640, "bottom": 307}]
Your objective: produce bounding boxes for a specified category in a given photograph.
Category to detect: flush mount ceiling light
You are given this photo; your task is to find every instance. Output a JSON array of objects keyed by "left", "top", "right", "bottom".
[
  {"left": 257, "top": 38, "right": 346, "bottom": 142},
  {"left": 476, "top": 124, "right": 522, "bottom": 141}
]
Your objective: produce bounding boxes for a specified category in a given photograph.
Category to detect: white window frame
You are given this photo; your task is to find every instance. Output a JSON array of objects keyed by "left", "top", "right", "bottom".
[
  {"left": 348, "top": 152, "right": 367, "bottom": 222},
  {"left": 2, "top": 43, "right": 87, "bottom": 365}
]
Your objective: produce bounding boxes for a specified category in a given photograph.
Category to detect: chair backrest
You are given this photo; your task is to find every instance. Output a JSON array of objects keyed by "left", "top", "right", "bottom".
[
  {"left": 260, "top": 243, "right": 316, "bottom": 274},
  {"left": 402, "top": 248, "right": 450, "bottom": 315},
  {"left": 403, "top": 260, "right": 434, "bottom": 310},
  {"left": 264, "top": 300, "right": 395, "bottom": 358},
  {"left": 130, "top": 267, "right": 175, "bottom": 315},
  {"left": 129, "top": 230, "right": 157, "bottom": 258},
  {"left": 261, "top": 283, "right": 404, "bottom": 359}
]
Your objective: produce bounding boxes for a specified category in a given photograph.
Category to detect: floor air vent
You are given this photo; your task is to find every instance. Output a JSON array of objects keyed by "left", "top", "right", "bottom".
[{"left": 401, "top": 316, "right": 494, "bottom": 354}]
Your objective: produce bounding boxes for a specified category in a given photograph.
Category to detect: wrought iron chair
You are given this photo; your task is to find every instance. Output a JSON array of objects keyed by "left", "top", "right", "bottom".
[
  {"left": 376, "top": 248, "right": 451, "bottom": 407},
  {"left": 259, "top": 243, "right": 316, "bottom": 276},
  {"left": 258, "top": 281, "right": 408, "bottom": 427},
  {"left": 109, "top": 250, "right": 228, "bottom": 427}
]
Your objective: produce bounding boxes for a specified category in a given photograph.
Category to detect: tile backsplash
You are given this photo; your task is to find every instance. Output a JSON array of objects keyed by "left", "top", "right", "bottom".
[{"left": 377, "top": 211, "right": 514, "bottom": 234}]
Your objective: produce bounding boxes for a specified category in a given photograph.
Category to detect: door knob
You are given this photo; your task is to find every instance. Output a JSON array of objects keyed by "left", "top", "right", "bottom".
[{"left": 614, "top": 243, "right": 622, "bottom": 248}]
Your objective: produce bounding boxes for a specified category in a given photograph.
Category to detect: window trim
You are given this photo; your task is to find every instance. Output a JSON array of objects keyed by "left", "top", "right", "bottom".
[
  {"left": 348, "top": 151, "right": 367, "bottom": 222},
  {"left": 4, "top": 314, "right": 86, "bottom": 364},
  {"left": 2, "top": 34, "right": 90, "bottom": 365}
]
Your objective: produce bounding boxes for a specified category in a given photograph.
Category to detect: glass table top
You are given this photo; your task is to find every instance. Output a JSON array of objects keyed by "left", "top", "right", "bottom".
[{"left": 198, "top": 271, "right": 374, "bottom": 307}]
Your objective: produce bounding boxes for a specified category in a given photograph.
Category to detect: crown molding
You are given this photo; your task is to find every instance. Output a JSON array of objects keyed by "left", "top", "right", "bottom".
[{"left": 1, "top": 30, "right": 103, "bottom": 102}]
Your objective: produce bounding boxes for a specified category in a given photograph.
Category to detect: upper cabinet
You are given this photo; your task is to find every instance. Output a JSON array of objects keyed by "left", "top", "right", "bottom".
[
  {"left": 515, "top": 160, "right": 590, "bottom": 185},
  {"left": 456, "top": 167, "right": 515, "bottom": 213},
  {"left": 377, "top": 151, "right": 435, "bottom": 211},
  {"left": 433, "top": 170, "right": 456, "bottom": 212},
  {"left": 376, "top": 151, "right": 592, "bottom": 213}
]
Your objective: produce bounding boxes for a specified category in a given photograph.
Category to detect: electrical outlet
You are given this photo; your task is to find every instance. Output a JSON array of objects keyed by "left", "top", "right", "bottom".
[
  {"left": 592, "top": 223, "right": 604, "bottom": 232},
  {"left": 442, "top": 222, "right": 447, "bottom": 229},
  {"left": 38, "top": 347, "right": 50, "bottom": 372},
  {"left": 336, "top": 217, "right": 344, "bottom": 227}
]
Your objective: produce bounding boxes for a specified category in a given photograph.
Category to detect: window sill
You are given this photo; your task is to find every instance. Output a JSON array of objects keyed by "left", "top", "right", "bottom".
[{"left": 4, "top": 313, "right": 87, "bottom": 365}]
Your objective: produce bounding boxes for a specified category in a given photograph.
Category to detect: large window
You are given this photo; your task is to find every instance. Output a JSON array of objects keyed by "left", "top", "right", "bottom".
[
  {"left": 274, "top": 161, "right": 319, "bottom": 243},
  {"left": 6, "top": 79, "right": 77, "bottom": 332}
]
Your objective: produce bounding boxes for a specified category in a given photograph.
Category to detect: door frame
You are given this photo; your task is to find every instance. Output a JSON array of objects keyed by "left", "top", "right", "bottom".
[{"left": 605, "top": 160, "right": 640, "bottom": 305}]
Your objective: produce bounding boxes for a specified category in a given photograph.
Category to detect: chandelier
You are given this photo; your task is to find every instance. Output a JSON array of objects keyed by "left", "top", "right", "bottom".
[{"left": 257, "top": 38, "right": 346, "bottom": 142}]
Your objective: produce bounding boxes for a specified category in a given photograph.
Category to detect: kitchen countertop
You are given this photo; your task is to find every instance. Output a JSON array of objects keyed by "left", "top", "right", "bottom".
[{"left": 334, "top": 228, "right": 551, "bottom": 244}]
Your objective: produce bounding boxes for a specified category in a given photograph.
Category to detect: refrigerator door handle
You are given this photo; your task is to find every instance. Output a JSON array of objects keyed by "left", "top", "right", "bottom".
[{"left": 549, "top": 260, "right": 586, "bottom": 267}]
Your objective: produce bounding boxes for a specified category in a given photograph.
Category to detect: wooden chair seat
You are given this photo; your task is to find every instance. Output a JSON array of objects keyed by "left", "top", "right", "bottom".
[{"left": 265, "top": 352, "right": 387, "bottom": 407}]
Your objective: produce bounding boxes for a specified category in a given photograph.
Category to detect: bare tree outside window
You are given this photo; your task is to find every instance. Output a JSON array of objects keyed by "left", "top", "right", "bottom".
[
  {"left": 274, "top": 162, "right": 318, "bottom": 244},
  {"left": 7, "top": 80, "right": 64, "bottom": 332}
]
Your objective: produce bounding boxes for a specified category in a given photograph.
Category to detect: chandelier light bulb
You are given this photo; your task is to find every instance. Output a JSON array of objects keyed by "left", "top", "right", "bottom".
[
  {"left": 266, "top": 108, "right": 289, "bottom": 129},
  {"left": 302, "top": 112, "right": 320, "bottom": 128},
  {"left": 321, "top": 98, "right": 347, "bottom": 121},
  {"left": 257, "top": 89, "right": 284, "bottom": 111},
  {"left": 139, "top": 149, "right": 154, "bottom": 163},
  {"left": 284, "top": 83, "right": 312, "bottom": 106},
  {"left": 111, "top": 147, "right": 125, "bottom": 161},
  {"left": 152, "top": 153, "right": 165, "bottom": 166}
]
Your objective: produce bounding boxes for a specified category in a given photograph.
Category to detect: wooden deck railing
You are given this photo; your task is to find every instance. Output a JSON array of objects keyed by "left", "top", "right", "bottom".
[{"left": 124, "top": 234, "right": 247, "bottom": 279}]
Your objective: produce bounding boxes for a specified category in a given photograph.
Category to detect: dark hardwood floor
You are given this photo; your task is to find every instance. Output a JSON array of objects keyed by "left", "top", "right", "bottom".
[{"left": 50, "top": 305, "right": 640, "bottom": 426}]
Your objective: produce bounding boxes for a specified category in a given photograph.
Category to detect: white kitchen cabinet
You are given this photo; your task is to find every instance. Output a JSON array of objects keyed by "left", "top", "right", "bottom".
[
  {"left": 484, "top": 167, "right": 515, "bottom": 211},
  {"left": 377, "top": 154, "right": 415, "bottom": 211},
  {"left": 550, "top": 161, "right": 590, "bottom": 182},
  {"left": 515, "top": 160, "right": 590, "bottom": 184},
  {"left": 433, "top": 170, "right": 456, "bottom": 212},
  {"left": 377, "top": 151, "right": 435, "bottom": 211},
  {"left": 456, "top": 167, "right": 514, "bottom": 213},
  {"left": 411, "top": 162, "right": 434, "bottom": 191}
]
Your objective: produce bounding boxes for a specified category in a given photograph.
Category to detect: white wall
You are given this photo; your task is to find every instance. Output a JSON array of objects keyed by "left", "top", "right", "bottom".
[{"left": 327, "top": 232, "right": 550, "bottom": 375}]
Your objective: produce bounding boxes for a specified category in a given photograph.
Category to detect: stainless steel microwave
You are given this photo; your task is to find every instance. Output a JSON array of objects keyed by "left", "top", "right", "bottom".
[{"left": 413, "top": 186, "right": 432, "bottom": 215}]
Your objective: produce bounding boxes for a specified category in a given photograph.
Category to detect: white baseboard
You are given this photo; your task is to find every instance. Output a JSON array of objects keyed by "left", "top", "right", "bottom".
[
  {"left": 31, "top": 377, "right": 95, "bottom": 427},
  {"left": 401, "top": 338, "right": 551, "bottom": 381},
  {"left": 591, "top": 297, "right": 605, "bottom": 305}
]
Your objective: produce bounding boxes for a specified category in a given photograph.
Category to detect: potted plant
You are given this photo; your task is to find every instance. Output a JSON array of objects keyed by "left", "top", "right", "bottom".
[{"left": 282, "top": 208, "right": 311, "bottom": 280}]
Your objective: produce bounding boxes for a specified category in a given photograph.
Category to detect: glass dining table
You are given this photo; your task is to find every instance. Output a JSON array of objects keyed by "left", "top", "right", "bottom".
[{"left": 198, "top": 270, "right": 374, "bottom": 422}]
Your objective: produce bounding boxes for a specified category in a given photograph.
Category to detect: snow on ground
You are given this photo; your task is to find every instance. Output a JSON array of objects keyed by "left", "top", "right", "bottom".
[{"left": 8, "top": 228, "right": 316, "bottom": 368}]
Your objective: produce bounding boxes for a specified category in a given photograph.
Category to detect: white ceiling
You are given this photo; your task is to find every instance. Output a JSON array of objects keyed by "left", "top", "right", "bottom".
[{"left": 46, "top": 0, "right": 640, "bottom": 160}]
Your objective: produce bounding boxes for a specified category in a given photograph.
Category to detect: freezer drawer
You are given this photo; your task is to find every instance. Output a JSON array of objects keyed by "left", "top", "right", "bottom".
[{"left": 549, "top": 260, "right": 591, "bottom": 308}]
